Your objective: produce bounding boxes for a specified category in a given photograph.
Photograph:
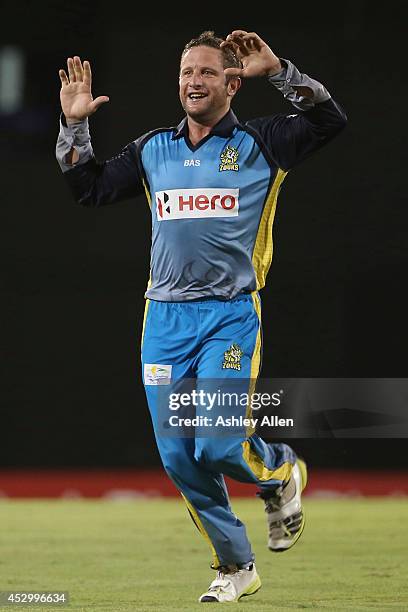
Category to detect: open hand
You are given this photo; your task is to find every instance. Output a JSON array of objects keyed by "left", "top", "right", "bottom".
[
  {"left": 221, "top": 31, "right": 282, "bottom": 78},
  {"left": 59, "top": 56, "right": 109, "bottom": 123}
]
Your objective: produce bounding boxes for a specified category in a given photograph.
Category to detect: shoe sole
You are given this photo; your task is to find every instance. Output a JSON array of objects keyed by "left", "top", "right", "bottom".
[
  {"left": 199, "top": 575, "right": 262, "bottom": 603},
  {"left": 269, "top": 458, "right": 307, "bottom": 553}
]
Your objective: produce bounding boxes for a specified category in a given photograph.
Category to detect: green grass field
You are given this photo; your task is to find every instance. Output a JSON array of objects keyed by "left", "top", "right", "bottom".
[{"left": 0, "top": 498, "right": 407, "bottom": 611}]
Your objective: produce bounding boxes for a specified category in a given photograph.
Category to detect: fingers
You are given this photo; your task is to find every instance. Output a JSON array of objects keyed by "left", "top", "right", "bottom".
[
  {"left": 242, "top": 33, "right": 263, "bottom": 52},
  {"left": 225, "top": 33, "right": 250, "bottom": 57},
  {"left": 83, "top": 60, "right": 92, "bottom": 87},
  {"left": 73, "top": 56, "right": 84, "bottom": 81},
  {"left": 90, "top": 95, "right": 110, "bottom": 112},
  {"left": 64, "top": 57, "right": 92, "bottom": 86},
  {"left": 67, "top": 57, "right": 76, "bottom": 82},
  {"left": 65, "top": 56, "right": 86, "bottom": 83},
  {"left": 59, "top": 69, "right": 69, "bottom": 87},
  {"left": 220, "top": 40, "right": 240, "bottom": 55},
  {"left": 228, "top": 30, "right": 249, "bottom": 38},
  {"left": 224, "top": 31, "right": 264, "bottom": 55},
  {"left": 224, "top": 67, "right": 243, "bottom": 78}
]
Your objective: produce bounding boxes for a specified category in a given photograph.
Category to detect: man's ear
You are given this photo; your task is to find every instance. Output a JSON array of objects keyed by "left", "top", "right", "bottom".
[{"left": 227, "top": 77, "right": 241, "bottom": 98}]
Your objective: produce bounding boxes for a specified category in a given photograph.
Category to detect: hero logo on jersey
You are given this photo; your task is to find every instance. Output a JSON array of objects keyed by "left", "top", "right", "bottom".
[{"left": 155, "top": 188, "right": 239, "bottom": 221}]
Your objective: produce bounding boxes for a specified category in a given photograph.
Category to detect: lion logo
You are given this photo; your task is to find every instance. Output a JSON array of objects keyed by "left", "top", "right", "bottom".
[
  {"left": 222, "top": 343, "right": 244, "bottom": 371},
  {"left": 219, "top": 146, "right": 239, "bottom": 172}
]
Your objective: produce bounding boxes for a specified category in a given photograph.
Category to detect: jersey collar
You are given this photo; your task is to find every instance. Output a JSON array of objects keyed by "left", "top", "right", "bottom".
[{"left": 172, "top": 109, "right": 240, "bottom": 140}]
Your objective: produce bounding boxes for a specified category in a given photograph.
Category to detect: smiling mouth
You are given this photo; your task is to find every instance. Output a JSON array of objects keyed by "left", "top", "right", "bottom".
[{"left": 187, "top": 92, "right": 208, "bottom": 101}]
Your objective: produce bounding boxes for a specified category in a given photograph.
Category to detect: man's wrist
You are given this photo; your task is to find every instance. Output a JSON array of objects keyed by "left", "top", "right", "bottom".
[
  {"left": 66, "top": 116, "right": 86, "bottom": 125},
  {"left": 265, "top": 61, "right": 283, "bottom": 77},
  {"left": 61, "top": 113, "right": 88, "bottom": 127},
  {"left": 266, "top": 58, "right": 288, "bottom": 79},
  {"left": 59, "top": 113, "right": 90, "bottom": 141}
]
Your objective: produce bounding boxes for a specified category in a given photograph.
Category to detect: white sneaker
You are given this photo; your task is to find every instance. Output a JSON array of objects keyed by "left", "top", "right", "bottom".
[
  {"left": 198, "top": 563, "right": 261, "bottom": 603},
  {"left": 261, "top": 459, "right": 308, "bottom": 552}
]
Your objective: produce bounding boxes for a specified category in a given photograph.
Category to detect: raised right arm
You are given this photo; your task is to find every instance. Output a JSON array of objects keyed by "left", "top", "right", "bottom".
[{"left": 56, "top": 56, "right": 145, "bottom": 207}]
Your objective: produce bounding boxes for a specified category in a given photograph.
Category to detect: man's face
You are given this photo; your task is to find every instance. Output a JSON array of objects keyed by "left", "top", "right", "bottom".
[{"left": 179, "top": 46, "right": 239, "bottom": 122}]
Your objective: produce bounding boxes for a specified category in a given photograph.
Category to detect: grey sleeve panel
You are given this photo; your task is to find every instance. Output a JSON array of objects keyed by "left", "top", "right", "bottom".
[
  {"left": 267, "top": 58, "right": 332, "bottom": 111},
  {"left": 55, "top": 115, "right": 94, "bottom": 173}
]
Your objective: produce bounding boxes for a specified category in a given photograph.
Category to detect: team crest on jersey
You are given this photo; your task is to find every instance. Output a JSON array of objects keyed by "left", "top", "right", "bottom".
[
  {"left": 219, "top": 146, "right": 239, "bottom": 172},
  {"left": 222, "top": 343, "right": 243, "bottom": 371}
]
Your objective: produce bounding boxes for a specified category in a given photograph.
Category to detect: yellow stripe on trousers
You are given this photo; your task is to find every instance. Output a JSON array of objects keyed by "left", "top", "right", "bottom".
[
  {"left": 242, "top": 442, "right": 293, "bottom": 483},
  {"left": 181, "top": 493, "right": 221, "bottom": 569},
  {"left": 245, "top": 292, "right": 262, "bottom": 435},
  {"left": 241, "top": 286, "right": 293, "bottom": 483}
]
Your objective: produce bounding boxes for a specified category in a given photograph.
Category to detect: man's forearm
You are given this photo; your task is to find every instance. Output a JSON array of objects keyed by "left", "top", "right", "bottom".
[
  {"left": 268, "top": 58, "right": 332, "bottom": 111},
  {"left": 55, "top": 114, "right": 94, "bottom": 173}
]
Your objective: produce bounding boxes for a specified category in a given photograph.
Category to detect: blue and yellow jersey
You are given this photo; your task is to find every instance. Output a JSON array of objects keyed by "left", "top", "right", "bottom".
[{"left": 56, "top": 59, "right": 347, "bottom": 301}]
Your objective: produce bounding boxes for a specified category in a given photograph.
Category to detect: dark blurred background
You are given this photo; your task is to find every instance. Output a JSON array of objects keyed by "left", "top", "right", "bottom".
[{"left": 1, "top": 1, "right": 407, "bottom": 469}]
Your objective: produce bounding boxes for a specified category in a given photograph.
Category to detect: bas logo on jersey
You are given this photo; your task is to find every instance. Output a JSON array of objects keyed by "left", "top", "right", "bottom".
[
  {"left": 155, "top": 188, "right": 239, "bottom": 221},
  {"left": 219, "top": 145, "right": 239, "bottom": 172}
]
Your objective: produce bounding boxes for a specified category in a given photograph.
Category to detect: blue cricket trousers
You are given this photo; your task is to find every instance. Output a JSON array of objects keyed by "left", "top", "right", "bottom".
[{"left": 141, "top": 292, "right": 296, "bottom": 568}]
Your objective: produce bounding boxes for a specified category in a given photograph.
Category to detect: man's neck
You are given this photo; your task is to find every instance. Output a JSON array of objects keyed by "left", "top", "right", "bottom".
[{"left": 187, "top": 109, "right": 229, "bottom": 146}]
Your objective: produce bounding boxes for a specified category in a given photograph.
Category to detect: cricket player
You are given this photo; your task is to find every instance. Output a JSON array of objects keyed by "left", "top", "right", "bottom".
[{"left": 56, "top": 30, "right": 346, "bottom": 603}]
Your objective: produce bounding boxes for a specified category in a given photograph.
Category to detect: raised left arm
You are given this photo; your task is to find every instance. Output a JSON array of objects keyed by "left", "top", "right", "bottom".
[{"left": 221, "top": 30, "right": 347, "bottom": 170}]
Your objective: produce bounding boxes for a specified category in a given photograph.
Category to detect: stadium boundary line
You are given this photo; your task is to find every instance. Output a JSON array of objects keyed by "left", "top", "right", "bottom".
[{"left": 0, "top": 469, "right": 407, "bottom": 498}]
